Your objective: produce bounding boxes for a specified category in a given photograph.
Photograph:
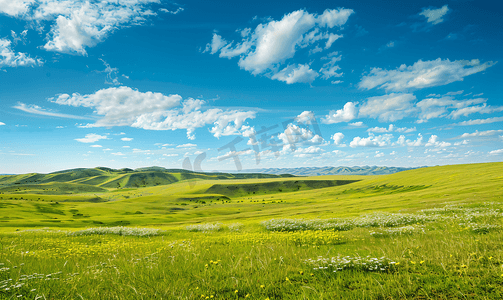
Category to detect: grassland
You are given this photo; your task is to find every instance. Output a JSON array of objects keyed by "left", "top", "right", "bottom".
[{"left": 1, "top": 162, "right": 502, "bottom": 299}]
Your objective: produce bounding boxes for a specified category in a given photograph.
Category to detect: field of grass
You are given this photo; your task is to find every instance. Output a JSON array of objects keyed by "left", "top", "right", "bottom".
[{"left": 1, "top": 162, "right": 502, "bottom": 299}]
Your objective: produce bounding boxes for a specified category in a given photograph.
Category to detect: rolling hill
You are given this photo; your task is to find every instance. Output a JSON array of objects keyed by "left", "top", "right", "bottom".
[{"left": 0, "top": 162, "right": 501, "bottom": 230}]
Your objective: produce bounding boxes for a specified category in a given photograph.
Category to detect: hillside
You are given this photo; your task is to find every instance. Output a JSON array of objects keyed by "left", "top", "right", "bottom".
[
  {"left": 0, "top": 167, "right": 293, "bottom": 193},
  {"left": 0, "top": 162, "right": 501, "bottom": 229}
]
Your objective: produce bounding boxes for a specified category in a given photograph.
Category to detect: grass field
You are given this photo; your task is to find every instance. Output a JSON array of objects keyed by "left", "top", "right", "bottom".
[{"left": 1, "top": 162, "right": 502, "bottom": 299}]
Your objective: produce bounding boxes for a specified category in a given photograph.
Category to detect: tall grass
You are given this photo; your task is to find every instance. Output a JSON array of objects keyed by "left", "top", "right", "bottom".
[{"left": 1, "top": 203, "right": 503, "bottom": 299}]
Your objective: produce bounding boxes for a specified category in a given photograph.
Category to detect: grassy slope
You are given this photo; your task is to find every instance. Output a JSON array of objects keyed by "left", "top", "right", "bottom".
[{"left": 0, "top": 162, "right": 501, "bottom": 231}]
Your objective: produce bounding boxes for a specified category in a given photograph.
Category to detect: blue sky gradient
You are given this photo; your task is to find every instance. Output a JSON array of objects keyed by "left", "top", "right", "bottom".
[{"left": 1, "top": 0, "right": 502, "bottom": 173}]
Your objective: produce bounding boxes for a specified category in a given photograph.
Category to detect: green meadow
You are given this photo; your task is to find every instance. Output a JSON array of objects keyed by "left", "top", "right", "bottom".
[{"left": 1, "top": 162, "right": 503, "bottom": 299}]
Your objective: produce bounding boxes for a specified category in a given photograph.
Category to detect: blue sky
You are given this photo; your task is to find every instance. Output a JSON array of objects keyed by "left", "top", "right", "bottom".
[{"left": 1, "top": 0, "right": 502, "bottom": 174}]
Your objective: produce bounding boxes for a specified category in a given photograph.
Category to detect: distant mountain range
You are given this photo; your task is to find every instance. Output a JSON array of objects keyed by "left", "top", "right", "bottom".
[{"left": 234, "top": 166, "right": 418, "bottom": 176}]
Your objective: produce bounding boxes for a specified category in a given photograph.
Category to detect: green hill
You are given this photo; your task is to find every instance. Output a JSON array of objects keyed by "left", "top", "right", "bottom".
[{"left": 0, "top": 162, "right": 501, "bottom": 229}]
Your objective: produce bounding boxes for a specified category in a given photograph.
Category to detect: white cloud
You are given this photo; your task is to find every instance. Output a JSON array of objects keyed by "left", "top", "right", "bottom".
[
  {"left": 90, "top": 145, "right": 102, "bottom": 148},
  {"left": 454, "top": 140, "right": 469, "bottom": 146},
  {"left": 459, "top": 130, "right": 503, "bottom": 138},
  {"left": 417, "top": 97, "right": 503, "bottom": 122},
  {"left": 295, "top": 111, "right": 316, "bottom": 124},
  {"left": 6, "top": 0, "right": 163, "bottom": 55},
  {"left": 0, "top": 122, "right": 5, "bottom": 125},
  {"left": 160, "top": 7, "right": 184, "bottom": 15},
  {"left": 0, "top": 0, "right": 34, "bottom": 17},
  {"left": 1, "top": 38, "right": 43, "bottom": 69},
  {"left": 121, "top": 137, "right": 133, "bottom": 142},
  {"left": 163, "top": 153, "right": 179, "bottom": 157},
  {"left": 348, "top": 121, "right": 365, "bottom": 127},
  {"left": 100, "top": 59, "right": 121, "bottom": 85},
  {"left": 75, "top": 133, "right": 108, "bottom": 143},
  {"left": 322, "top": 102, "right": 357, "bottom": 124},
  {"left": 277, "top": 124, "right": 315, "bottom": 150},
  {"left": 271, "top": 64, "right": 319, "bottom": 84},
  {"left": 319, "top": 53, "right": 342, "bottom": 79},
  {"left": 177, "top": 143, "right": 197, "bottom": 148},
  {"left": 331, "top": 132, "right": 344, "bottom": 145},
  {"left": 349, "top": 133, "right": 393, "bottom": 148},
  {"left": 359, "top": 93, "right": 417, "bottom": 122},
  {"left": 445, "top": 90, "right": 464, "bottom": 96},
  {"left": 294, "top": 146, "right": 322, "bottom": 154},
  {"left": 111, "top": 152, "right": 125, "bottom": 156},
  {"left": 419, "top": 5, "right": 449, "bottom": 25},
  {"left": 455, "top": 116, "right": 503, "bottom": 126},
  {"left": 13, "top": 102, "right": 92, "bottom": 119},
  {"left": 489, "top": 149, "right": 503, "bottom": 155},
  {"left": 51, "top": 86, "right": 256, "bottom": 139},
  {"left": 396, "top": 133, "right": 423, "bottom": 147},
  {"left": 375, "top": 151, "right": 384, "bottom": 158},
  {"left": 367, "top": 124, "right": 416, "bottom": 133},
  {"left": 205, "top": 33, "right": 228, "bottom": 55},
  {"left": 359, "top": 58, "right": 495, "bottom": 92},
  {"left": 206, "top": 8, "right": 353, "bottom": 83},
  {"left": 425, "top": 135, "right": 451, "bottom": 148}
]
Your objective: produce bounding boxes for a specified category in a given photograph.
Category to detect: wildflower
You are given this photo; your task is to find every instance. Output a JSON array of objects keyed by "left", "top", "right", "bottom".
[
  {"left": 299, "top": 271, "right": 304, "bottom": 275},
  {"left": 245, "top": 294, "right": 250, "bottom": 298},
  {"left": 260, "top": 285, "right": 265, "bottom": 288},
  {"left": 420, "top": 261, "right": 425, "bottom": 264},
  {"left": 286, "top": 277, "right": 290, "bottom": 281},
  {"left": 235, "top": 290, "right": 238, "bottom": 293},
  {"left": 410, "top": 261, "right": 416, "bottom": 265}
]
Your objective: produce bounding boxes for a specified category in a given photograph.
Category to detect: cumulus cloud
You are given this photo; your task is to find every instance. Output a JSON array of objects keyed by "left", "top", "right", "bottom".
[
  {"left": 277, "top": 124, "right": 316, "bottom": 150},
  {"left": 295, "top": 111, "right": 316, "bottom": 124},
  {"left": 1, "top": 38, "right": 43, "bottom": 69},
  {"left": 50, "top": 86, "right": 256, "bottom": 140},
  {"left": 271, "top": 64, "right": 319, "bottom": 84},
  {"left": 331, "top": 132, "right": 344, "bottom": 145},
  {"left": 0, "top": 0, "right": 34, "bottom": 17},
  {"left": 121, "top": 137, "right": 133, "bottom": 142},
  {"left": 0, "top": 122, "right": 5, "bottom": 125},
  {"left": 425, "top": 135, "right": 451, "bottom": 148},
  {"left": 205, "top": 8, "right": 353, "bottom": 84},
  {"left": 322, "top": 102, "right": 357, "bottom": 124},
  {"left": 75, "top": 133, "right": 108, "bottom": 143},
  {"left": 359, "top": 58, "right": 495, "bottom": 92},
  {"left": 349, "top": 133, "right": 393, "bottom": 148},
  {"left": 0, "top": 0, "right": 171, "bottom": 56},
  {"left": 396, "top": 134, "right": 423, "bottom": 147},
  {"left": 359, "top": 93, "right": 417, "bottom": 122},
  {"left": 419, "top": 5, "right": 450, "bottom": 25},
  {"left": 294, "top": 146, "right": 322, "bottom": 154},
  {"left": 90, "top": 144, "right": 102, "bottom": 148}
]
